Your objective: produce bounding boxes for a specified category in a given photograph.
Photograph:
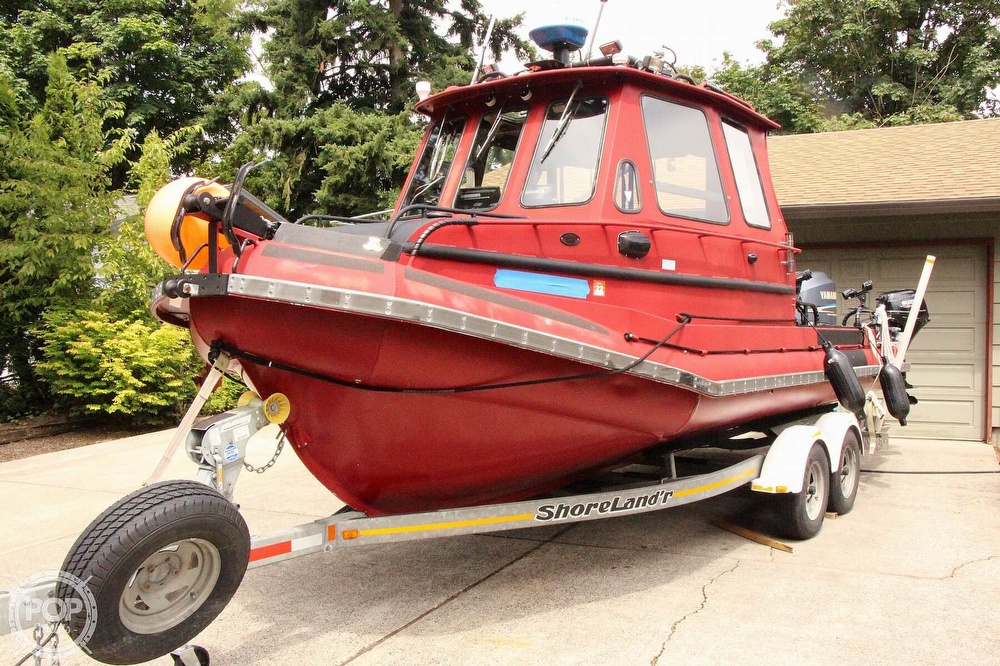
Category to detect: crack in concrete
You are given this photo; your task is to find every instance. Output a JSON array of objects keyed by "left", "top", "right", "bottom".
[
  {"left": 650, "top": 559, "right": 741, "bottom": 665},
  {"left": 336, "top": 524, "right": 576, "bottom": 666},
  {"left": 946, "top": 554, "right": 999, "bottom": 580},
  {"left": 815, "top": 555, "right": 1000, "bottom": 582}
]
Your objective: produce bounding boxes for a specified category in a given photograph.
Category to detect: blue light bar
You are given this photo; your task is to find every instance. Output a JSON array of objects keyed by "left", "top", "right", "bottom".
[{"left": 529, "top": 24, "right": 589, "bottom": 54}]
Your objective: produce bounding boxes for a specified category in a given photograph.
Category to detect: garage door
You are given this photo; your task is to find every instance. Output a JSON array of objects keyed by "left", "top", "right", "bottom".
[{"left": 798, "top": 244, "right": 988, "bottom": 440}]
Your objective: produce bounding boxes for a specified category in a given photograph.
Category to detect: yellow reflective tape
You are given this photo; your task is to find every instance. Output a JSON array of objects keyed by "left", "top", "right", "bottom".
[
  {"left": 359, "top": 513, "right": 535, "bottom": 537},
  {"left": 673, "top": 468, "right": 757, "bottom": 498},
  {"left": 358, "top": 466, "right": 757, "bottom": 537}
]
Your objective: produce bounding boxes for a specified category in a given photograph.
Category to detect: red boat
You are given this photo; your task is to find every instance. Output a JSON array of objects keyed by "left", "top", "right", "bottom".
[{"left": 145, "top": 25, "right": 919, "bottom": 517}]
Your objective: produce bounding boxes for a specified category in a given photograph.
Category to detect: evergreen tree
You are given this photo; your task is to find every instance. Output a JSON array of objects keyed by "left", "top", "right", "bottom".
[
  {"left": 0, "top": 54, "right": 131, "bottom": 415},
  {"left": 96, "top": 128, "right": 200, "bottom": 321},
  {"left": 259, "top": 0, "right": 531, "bottom": 116},
  {"left": 0, "top": 0, "right": 252, "bottom": 178},
  {"left": 209, "top": 0, "right": 532, "bottom": 220}
]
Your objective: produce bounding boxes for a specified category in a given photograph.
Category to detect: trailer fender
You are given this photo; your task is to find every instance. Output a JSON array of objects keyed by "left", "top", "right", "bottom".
[
  {"left": 751, "top": 413, "right": 862, "bottom": 495},
  {"left": 751, "top": 425, "right": 823, "bottom": 494},
  {"left": 813, "top": 411, "right": 863, "bottom": 468},
  {"left": 750, "top": 427, "right": 817, "bottom": 494}
]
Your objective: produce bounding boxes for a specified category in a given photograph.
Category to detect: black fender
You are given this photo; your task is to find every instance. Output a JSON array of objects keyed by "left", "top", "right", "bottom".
[
  {"left": 879, "top": 360, "right": 911, "bottom": 426},
  {"left": 823, "top": 343, "right": 865, "bottom": 416}
]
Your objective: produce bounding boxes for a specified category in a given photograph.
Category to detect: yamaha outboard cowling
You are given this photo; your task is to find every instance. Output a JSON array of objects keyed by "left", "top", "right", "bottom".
[{"left": 797, "top": 271, "right": 837, "bottom": 326}]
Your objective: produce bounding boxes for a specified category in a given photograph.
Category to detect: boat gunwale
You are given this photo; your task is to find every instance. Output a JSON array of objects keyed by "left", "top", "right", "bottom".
[{"left": 160, "top": 273, "right": 880, "bottom": 398}]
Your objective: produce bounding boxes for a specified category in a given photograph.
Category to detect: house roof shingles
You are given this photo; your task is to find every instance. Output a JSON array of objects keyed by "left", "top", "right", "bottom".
[{"left": 767, "top": 118, "right": 1000, "bottom": 215}]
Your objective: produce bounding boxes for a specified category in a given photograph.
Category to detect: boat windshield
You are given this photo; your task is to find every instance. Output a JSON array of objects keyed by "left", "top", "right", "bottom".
[
  {"left": 454, "top": 105, "right": 529, "bottom": 211},
  {"left": 401, "top": 115, "right": 465, "bottom": 209},
  {"left": 522, "top": 96, "right": 608, "bottom": 207}
]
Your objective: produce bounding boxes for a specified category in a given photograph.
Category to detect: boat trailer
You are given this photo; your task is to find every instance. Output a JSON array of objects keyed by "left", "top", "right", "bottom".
[{"left": 2, "top": 351, "right": 885, "bottom": 665}]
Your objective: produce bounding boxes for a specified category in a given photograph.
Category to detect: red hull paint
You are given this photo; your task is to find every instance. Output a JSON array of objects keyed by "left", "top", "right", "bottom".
[{"left": 188, "top": 286, "right": 853, "bottom": 515}]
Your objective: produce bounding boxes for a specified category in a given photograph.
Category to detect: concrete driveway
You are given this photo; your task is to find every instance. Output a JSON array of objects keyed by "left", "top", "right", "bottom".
[{"left": 1, "top": 427, "right": 998, "bottom": 665}]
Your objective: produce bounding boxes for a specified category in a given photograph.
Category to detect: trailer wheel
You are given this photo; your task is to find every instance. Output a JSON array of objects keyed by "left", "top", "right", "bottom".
[
  {"left": 828, "top": 430, "right": 861, "bottom": 515},
  {"left": 777, "top": 443, "right": 829, "bottom": 540},
  {"left": 58, "top": 480, "right": 249, "bottom": 665}
]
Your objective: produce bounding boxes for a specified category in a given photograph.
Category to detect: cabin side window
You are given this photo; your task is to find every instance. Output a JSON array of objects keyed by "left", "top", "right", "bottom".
[
  {"left": 454, "top": 106, "right": 528, "bottom": 211},
  {"left": 522, "top": 96, "right": 609, "bottom": 207},
  {"left": 641, "top": 97, "right": 728, "bottom": 224},
  {"left": 722, "top": 121, "right": 770, "bottom": 229},
  {"left": 613, "top": 159, "right": 642, "bottom": 213},
  {"left": 401, "top": 115, "right": 466, "bottom": 209}
]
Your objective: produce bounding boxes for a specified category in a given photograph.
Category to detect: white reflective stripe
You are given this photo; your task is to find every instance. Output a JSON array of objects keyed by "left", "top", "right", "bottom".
[{"left": 291, "top": 534, "right": 324, "bottom": 551}]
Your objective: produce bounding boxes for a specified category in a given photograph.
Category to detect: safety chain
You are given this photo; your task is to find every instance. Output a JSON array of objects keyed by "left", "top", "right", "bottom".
[
  {"left": 48, "top": 627, "right": 59, "bottom": 666},
  {"left": 15, "top": 623, "right": 59, "bottom": 666},
  {"left": 243, "top": 429, "right": 286, "bottom": 474}
]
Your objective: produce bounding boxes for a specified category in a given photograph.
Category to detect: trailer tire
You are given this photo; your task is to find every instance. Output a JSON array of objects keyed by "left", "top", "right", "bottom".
[
  {"left": 828, "top": 430, "right": 861, "bottom": 515},
  {"left": 58, "top": 480, "right": 249, "bottom": 665},
  {"left": 777, "top": 443, "right": 829, "bottom": 540}
]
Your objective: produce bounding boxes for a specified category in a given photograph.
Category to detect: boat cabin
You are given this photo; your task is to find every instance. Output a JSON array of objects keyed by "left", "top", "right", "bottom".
[
  {"left": 387, "top": 40, "right": 797, "bottom": 323},
  {"left": 405, "top": 68, "right": 780, "bottom": 228},
  {"left": 148, "top": 26, "right": 803, "bottom": 331}
]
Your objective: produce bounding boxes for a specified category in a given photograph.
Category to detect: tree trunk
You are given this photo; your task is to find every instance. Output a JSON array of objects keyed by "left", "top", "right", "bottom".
[{"left": 388, "top": 0, "right": 406, "bottom": 112}]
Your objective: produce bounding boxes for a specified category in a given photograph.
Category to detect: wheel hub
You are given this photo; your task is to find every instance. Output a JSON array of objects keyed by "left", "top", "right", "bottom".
[
  {"left": 804, "top": 460, "right": 826, "bottom": 521},
  {"left": 119, "top": 538, "right": 222, "bottom": 634},
  {"left": 839, "top": 446, "right": 858, "bottom": 493},
  {"left": 145, "top": 555, "right": 178, "bottom": 587}
]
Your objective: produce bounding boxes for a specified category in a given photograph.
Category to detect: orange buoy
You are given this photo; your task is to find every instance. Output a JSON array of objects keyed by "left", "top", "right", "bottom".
[{"left": 145, "top": 177, "right": 231, "bottom": 270}]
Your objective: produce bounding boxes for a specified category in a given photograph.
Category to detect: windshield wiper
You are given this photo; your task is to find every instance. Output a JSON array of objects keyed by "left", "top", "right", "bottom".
[
  {"left": 426, "top": 113, "right": 451, "bottom": 181},
  {"left": 539, "top": 80, "right": 583, "bottom": 164},
  {"left": 475, "top": 105, "right": 506, "bottom": 161}
]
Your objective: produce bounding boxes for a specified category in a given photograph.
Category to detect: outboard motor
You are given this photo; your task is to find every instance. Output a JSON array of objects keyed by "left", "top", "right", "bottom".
[
  {"left": 796, "top": 270, "right": 837, "bottom": 326},
  {"left": 876, "top": 289, "right": 930, "bottom": 338}
]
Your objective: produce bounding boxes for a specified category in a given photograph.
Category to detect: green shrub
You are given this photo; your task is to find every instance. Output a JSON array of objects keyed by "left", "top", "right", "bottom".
[
  {"left": 204, "top": 375, "right": 246, "bottom": 414},
  {"left": 36, "top": 308, "right": 245, "bottom": 424},
  {"left": 35, "top": 309, "right": 205, "bottom": 424}
]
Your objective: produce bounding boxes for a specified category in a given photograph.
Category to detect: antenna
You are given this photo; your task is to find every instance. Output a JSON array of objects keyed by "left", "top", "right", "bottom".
[
  {"left": 471, "top": 15, "right": 497, "bottom": 84},
  {"left": 583, "top": 0, "right": 610, "bottom": 62}
]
